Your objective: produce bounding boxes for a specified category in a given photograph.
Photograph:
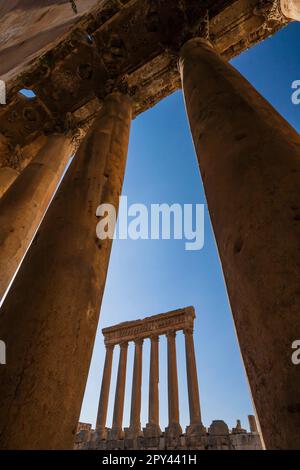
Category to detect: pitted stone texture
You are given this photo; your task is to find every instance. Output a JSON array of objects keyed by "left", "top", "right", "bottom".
[
  {"left": 180, "top": 37, "right": 300, "bottom": 450},
  {"left": 0, "top": 93, "right": 132, "bottom": 450}
]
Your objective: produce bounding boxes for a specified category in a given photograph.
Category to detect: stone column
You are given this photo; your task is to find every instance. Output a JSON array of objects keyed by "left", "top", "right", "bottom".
[
  {"left": 96, "top": 344, "right": 115, "bottom": 439},
  {"left": 0, "top": 167, "right": 19, "bottom": 199},
  {"left": 125, "top": 339, "right": 143, "bottom": 439},
  {"left": 144, "top": 335, "right": 161, "bottom": 437},
  {"left": 179, "top": 38, "right": 300, "bottom": 449},
  {"left": 0, "top": 134, "right": 73, "bottom": 302},
  {"left": 184, "top": 328, "right": 205, "bottom": 435},
  {"left": 165, "top": 331, "right": 182, "bottom": 437},
  {"left": 281, "top": 0, "right": 300, "bottom": 20},
  {"left": 0, "top": 92, "right": 132, "bottom": 450},
  {"left": 109, "top": 342, "right": 129, "bottom": 440},
  {"left": 248, "top": 415, "right": 259, "bottom": 434}
]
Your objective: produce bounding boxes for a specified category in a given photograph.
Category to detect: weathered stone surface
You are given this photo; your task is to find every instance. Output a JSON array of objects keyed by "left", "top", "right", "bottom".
[
  {"left": 281, "top": 0, "right": 300, "bottom": 20},
  {"left": 0, "top": 166, "right": 19, "bottom": 198},
  {"left": 0, "top": 133, "right": 73, "bottom": 301},
  {"left": 0, "top": 92, "right": 132, "bottom": 449},
  {"left": 208, "top": 420, "right": 230, "bottom": 436},
  {"left": 76, "top": 420, "right": 262, "bottom": 450},
  {"left": 180, "top": 37, "right": 300, "bottom": 449},
  {"left": 95, "top": 344, "right": 115, "bottom": 439},
  {"left": 0, "top": 1, "right": 288, "bottom": 169}
]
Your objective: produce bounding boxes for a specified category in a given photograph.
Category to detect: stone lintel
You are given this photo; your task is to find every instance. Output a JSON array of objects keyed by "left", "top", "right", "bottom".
[{"left": 102, "top": 306, "right": 195, "bottom": 345}]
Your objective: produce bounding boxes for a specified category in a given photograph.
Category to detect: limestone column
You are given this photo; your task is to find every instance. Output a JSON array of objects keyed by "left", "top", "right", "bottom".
[
  {"left": 96, "top": 344, "right": 115, "bottom": 439},
  {"left": 179, "top": 38, "right": 300, "bottom": 449},
  {"left": 165, "top": 331, "right": 182, "bottom": 436},
  {"left": 281, "top": 0, "right": 300, "bottom": 20},
  {"left": 126, "top": 339, "right": 143, "bottom": 438},
  {"left": 0, "top": 167, "right": 19, "bottom": 199},
  {"left": 144, "top": 335, "right": 161, "bottom": 437},
  {"left": 248, "top": 415, "right": 259, "bottom": 434},
  {"left": 0, "top": 134, "right": 73, "bottom": 302},
  {"left": 0, "top": 92, "right": 132, "bottom": 450},
  {"left": 184, "top": 328, "right": 205, "bottom": 435},
  {"left": 109, "top": 342, "right": 129, "bottom": 440}
]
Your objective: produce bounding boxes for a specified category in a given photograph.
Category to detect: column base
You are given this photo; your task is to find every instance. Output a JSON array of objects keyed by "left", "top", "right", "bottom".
[
  {"left": 107, "top": 427, "right": 124, "bottom": 441},
  {"left": 164, "top": 423, "right": 182, "bottom": 438},
  {"left": 143, "top": 423, "right": 162, "bottom": 438},
  {"left": 124, "top": 426, "right": 143, "bottom": 439},
  {"left": 186, "top": 422, "right": 207, "bottom": 436},
  {"left": 94, "top": 427, "right": 109, "bottom": 440}
]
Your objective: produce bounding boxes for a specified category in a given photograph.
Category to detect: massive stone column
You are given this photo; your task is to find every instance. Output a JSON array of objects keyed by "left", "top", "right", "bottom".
[
  {"left": 0, "top": 167, "right": 19, "bottom": 199},
  {"left": 0, "top": 92, "right": 132, "bottom": 449},
  {"left": 0, "top": 134, "right": 73, "bottom": 302},
  {"left": 165, "top": 331, "right": 182, "bottom": 437},
  {"left": 144, "top": 335, "right": 161, "bottom": 437},
  {"left": 96, "top": 344, "right": 115, "bottom": 439},
  {"left": 281, "top": 0, "right": 300, "bottom": 20},
  {"left": 179, "top": 38, "right": 300, "bottom": 449},
  {"left": 184, "top": 328, "right": 205, "bottom": 435},
  {"left": 126, "top": 339, "right": 143, "bottom": 439},
  {"left": 109, "top": 342, "right": 129, "bottom": 440}
]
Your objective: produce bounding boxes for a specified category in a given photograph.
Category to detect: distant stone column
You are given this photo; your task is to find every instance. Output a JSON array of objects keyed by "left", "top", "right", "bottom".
[
  {"left": 184, "top": 328, "right": 205, "bottom": 435},
  {"left": 0, "top": 134, "right": 73, "bottom": 302},
  {"left": 0, "top": 92, "right": 132, "bottom": 450},
  {"left": 126, "top": 339, "right": 143, "bottom": 438},
  {"left": 144, "top": 335, "right": 161, "bottom": 437},
  {"left": 281, "top": 0, "right": 300, "bottom": 20},
  {"left": 0, "top": 167, "right": 19, "bottom": 198},
  {"left": 179, "top": 37, "right": 300, "bottom": 449},
  {"left": 96, "top": 344, "right": 115, "bottom": 439},
  {"left": 109, "top": 342, "right": 129, "bottom": 440},
  {"left": 165, "top": 331, "right": 182, "bottom": 437},
  {"left": 248, "top": 415, "right": 259, "bottom": 434}
]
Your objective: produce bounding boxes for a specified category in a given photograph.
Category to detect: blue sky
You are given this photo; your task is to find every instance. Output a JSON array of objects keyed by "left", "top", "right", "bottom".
[{"left": 80, "top": 22, "right": 300, "bottom": 432}]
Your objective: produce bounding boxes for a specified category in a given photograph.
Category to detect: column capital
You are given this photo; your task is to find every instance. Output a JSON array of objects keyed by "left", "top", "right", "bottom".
[
  {"left": 119, "top": 341, "right": 129, "bottom": 350},
  {"left": 105, "top": 343, "right": 115, "bottom": 351},
  {"left": 149, "top": 334, "right": 159, "bottom": 343},
  {"left": 134, "top": 338, "right": 144, "bottom": 346},
  {"left": 183, "top": 327, "right": 194, "bottom": 336},
  {"left": 166, "top": 330, "right": 177, "bottom": 339}
]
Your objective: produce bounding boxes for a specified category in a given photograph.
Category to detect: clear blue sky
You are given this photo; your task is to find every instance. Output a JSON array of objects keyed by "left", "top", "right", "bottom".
[{"left": 80, "top": 22, "right": 300, "bottom": 432}]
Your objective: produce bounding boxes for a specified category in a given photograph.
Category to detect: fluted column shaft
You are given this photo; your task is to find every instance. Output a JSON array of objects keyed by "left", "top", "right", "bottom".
[
  {"left": 180, "top": 37, "right": 300, "bottom": 449},
  {"left": 165, "top": 331, "right": 182, "bottom": 436},
  {"left": 0, "top": 92, "right": 132, "bottom": 449},
  {"left": 127, "top": 339, "right": 143, "bottom": 437},
  {"left": 111, "top": 342, "right": 129, "bottom": 439},
  {"left": 0, "top": 167, "right": 19, "bottom": 199},
  {"left": 96, "top": 344, "right": 115, "bottom": 436}
]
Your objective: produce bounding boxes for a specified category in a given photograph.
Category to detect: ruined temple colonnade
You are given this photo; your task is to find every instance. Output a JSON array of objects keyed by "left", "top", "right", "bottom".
[
  {"left": 95, "top": 307, "right": 204, "bottom": 441},
  {"left": 0, "top": 3, "right": 300, "bottom": 450}
]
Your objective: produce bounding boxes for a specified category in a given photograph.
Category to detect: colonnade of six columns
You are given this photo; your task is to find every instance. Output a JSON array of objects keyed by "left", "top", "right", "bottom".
[
  {"left": 0, "top": 11, "right": 299, "bottom": 449},
  {"left": 96, "top": 310, "right": 203, "bottom": 441}
]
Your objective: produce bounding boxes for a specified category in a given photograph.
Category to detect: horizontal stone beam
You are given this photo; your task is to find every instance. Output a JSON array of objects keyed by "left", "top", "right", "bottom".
[
  {"left": 102, "top": 307, "right": 195, "bottom": 345},
  {"left": 0, "top": 0, "right": 288, "bottom": 169}
]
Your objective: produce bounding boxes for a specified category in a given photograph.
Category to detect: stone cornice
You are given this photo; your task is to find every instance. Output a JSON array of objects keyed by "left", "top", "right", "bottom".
[
  {"left": 102, "top": 306, "right": 195, "bottom": 345},
  {"left": 0, "top": 0, "right": 288, "bottom": 169}
]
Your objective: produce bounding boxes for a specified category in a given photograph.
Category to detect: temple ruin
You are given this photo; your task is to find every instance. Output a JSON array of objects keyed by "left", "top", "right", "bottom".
[
  {"left": 0, "top": 0, "right": 300, "bottom": 450},
  {"left": 75, "top": 307, "right": 263, "bottom": 450}
]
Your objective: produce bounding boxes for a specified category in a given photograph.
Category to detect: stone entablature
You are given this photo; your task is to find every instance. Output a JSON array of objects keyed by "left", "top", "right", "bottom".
[{"left": 102, "top": 306, "right": 195, "bottom": 345}]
